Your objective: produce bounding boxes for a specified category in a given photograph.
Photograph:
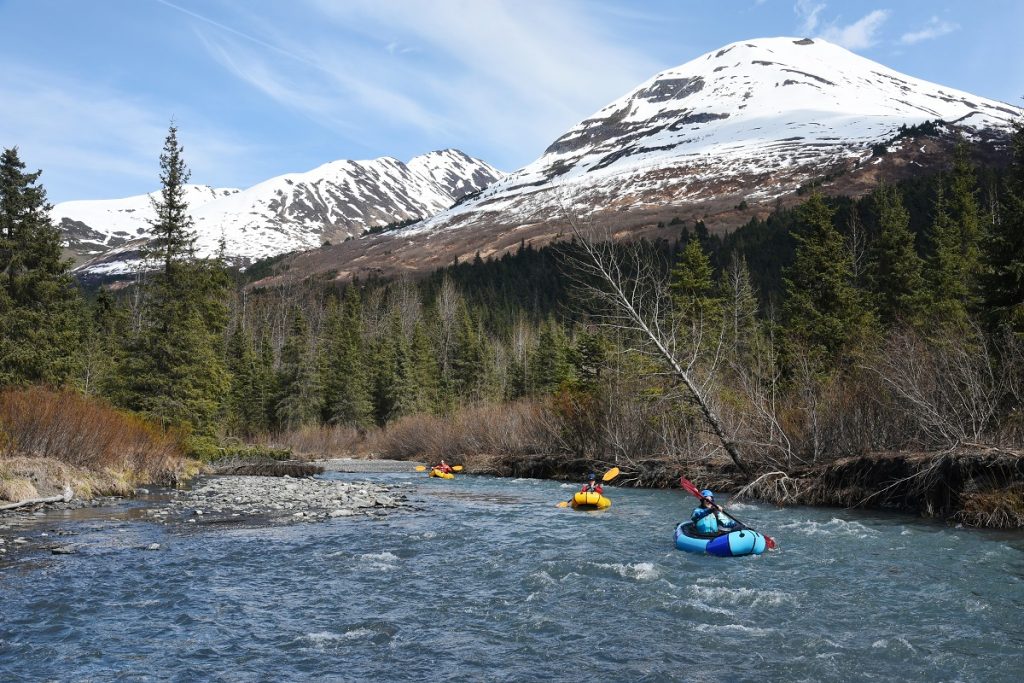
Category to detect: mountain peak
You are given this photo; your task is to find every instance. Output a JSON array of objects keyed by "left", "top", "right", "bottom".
[{"left": 58, "top": 149, "right": 503, "bottom": 276}]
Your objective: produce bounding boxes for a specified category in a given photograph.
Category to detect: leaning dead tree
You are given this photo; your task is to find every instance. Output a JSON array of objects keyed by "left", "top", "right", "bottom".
[{"left": 564, "top": 216, "right": 751, "bottom": 476}]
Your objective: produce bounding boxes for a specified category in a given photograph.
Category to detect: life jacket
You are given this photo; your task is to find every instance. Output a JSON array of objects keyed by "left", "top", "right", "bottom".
[
  {"left": 581, "top": 482, "right": 602, "bottom": 493},
  {"left": 692, "top": 506, "right": 719, "bottom": 534}
]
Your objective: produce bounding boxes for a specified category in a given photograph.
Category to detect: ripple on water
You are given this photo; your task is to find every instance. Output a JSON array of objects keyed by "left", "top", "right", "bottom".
[
  {"left": 777, "top": 517, "right": 877, "bottom": 539},
  {"left": 304, "top": 622, "right": 398, "bottom": 650},
  {"left": 688, "top": 584, "right": 796, "bottom": 608},
  {"left": 592, "top": 561, "right": 660, "bottom": 581},
  {"left": 3, "top": 474, "right": 1023, "bottom": 682},
  {"left": 358, "top": 551, "right": 400, "bottom": 570}
]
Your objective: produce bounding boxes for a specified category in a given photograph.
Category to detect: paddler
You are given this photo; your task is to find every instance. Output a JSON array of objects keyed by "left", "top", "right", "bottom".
[
  {"left": 580, "top": 472, "right": 603, "bottom": 494},
  {"left": 691, "top": 489, "right": 736, "bottom": 534},
  {"left": 434, "top": 460, "right": 453, "bottom": 474}
]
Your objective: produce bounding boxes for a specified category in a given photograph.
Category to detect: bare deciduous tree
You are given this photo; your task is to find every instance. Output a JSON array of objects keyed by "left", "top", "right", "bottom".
[{"left": 565, "top": 219, "right": 751, "bottom": 475}]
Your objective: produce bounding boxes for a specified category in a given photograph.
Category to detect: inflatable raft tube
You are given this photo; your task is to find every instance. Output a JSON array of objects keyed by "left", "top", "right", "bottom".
[
  {"left": 571, "top": 491, "right": 611, "bottom": 510},
  {"left": 673, "top": 522, "right": 767, "bottom": 557},
  {"left": 429, "top": 469, "right": 455, "bottom": 479}
]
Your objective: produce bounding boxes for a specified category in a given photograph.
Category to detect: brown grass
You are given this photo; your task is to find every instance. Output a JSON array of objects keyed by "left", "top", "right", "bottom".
[
  {"left": 0, "top": 386, "right": 186, "bottom": 500},
  {"left": 0, "top": 476, "right": 38, "bottom": 503},
  {"left": 955, "top": 484, "right": 1024, "bottom": 528},
  {"left": 253, "top": 424, "right": 365, "bottom": 459},
  {"left": 369, "top": 401, "right": 556, "bottom": 471}
]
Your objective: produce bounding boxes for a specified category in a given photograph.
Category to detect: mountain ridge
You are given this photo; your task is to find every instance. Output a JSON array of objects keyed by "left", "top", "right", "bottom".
[
  {"left": 58, "top": 149, "right": 502, "bottom": 276},
  {"left": 245, "top": 36, "right": 1020, "bottom": 287}
]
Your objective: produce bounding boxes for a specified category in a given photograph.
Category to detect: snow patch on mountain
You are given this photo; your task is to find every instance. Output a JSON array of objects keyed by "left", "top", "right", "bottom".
[
  {"left": 403, "top": 37, "right": 1021, "bottom": 237},
  {"left": 60, "top": 150, "right": 502, "bottom": 275}
]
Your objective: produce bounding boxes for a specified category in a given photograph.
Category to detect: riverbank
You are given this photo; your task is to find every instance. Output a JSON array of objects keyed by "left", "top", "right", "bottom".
[
  {"left": 161, "top": 474, "right": 405, "bottom": 523},
  {"left": 373, "top": 446, "right": 1024, "bottom": 529},
  {"left": 1, "top": 467, "right": 411, "bottom": 565}
]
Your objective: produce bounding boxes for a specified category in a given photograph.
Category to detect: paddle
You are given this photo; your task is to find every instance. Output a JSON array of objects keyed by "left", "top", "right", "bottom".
[
  {"left": 415, "top": 464, "right": 463, "bottom": 473},
  {"left": 557, "top": 467, "right": 620, "bottom": 507},
  {"left": 679, "top": 476, "right": 777, "bottom": 549}
]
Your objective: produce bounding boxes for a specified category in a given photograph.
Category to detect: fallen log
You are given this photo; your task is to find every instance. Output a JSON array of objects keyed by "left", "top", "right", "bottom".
[{"left": 0, "top": 485, "right": 73, "bottom": 511}]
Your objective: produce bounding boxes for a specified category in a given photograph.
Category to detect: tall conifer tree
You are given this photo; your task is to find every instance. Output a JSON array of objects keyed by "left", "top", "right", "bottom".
[
  {"left": 115, "top": 125, "right": 229, "bottom": 433},
  {"left": 981, "top": 121, "right": 1024, "bottom": 333},
  {"left": 275, "top": 310, "right": 322, "bottom": 429},
  {"left": 866, "top": 183, "right": 927, "bottom": 326},
  {"left": 783, "top": 192, "right": 871, "bottom": 361},
  {"left": 0, "top": 147, "right": 80, "bottom": 386},
  {"left": 321, "top": 287, "right": 372, "bottom": 426}
]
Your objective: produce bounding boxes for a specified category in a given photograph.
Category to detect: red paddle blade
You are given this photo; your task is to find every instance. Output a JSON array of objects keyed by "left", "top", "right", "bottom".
[
  {"left": 765, "top": 536, "right": 778, "bottom": 550},
  {"left": 679, "top": 476, "right": 702, "bottom": 499}
]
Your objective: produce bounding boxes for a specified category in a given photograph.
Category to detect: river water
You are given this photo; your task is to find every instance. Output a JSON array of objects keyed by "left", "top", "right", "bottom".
[{"left": 2, "top": 472, "right": 1022, "bottom": 682}]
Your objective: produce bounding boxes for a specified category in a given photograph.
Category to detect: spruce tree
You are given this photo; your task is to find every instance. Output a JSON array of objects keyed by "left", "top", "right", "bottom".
[
  {"left": 146, "top": 122, "right": 195, "bottom": 277},
  {"left": 669, "top": 237, "right": 722, "bottom": 332},
  {"left": 783, "top": 192, "right": 871, "bottom": 361},
  {"left": 981, "top": 120, "right": 1024, "bottom": 334},
  {"left": 321, "top": 288, "right": 372, "bottom": 426},
  {"left": 720, "top": 254, "right": 760, "bottom": 360},
  {"left": 226, "top": 324, "right": 270, "bottom": 434},
  {"left": 866, "top": 183, "right": 927, "bottom": 326},
  {"left": 275, "top": 310, "right": 322, "bottom": 429},
  {"left": 114, "top": 125, "right": 229, "bottom": 433},
  {"left": 78, "top": 288, "right": 124, "bottom": 397},
  {"left": 0, "top": 147, "right": 80, "bottom": 386},
  {"left": 946, "top": 143, "right": 984, "bottom": 311},
  {"left": 409, "top": 320, "right": 440, "bottom": 414},
  {"left": 570, "top": 328, "right": 606, "bottom": 392},
  {"left": 451, "top": 303, "right": 487, "bottom": 401},
  {"left": 925, "top": 188, "right": 970, "bottom": 327},
  {"left": 530, "top": 319, "right": 572, "bottom": 394}
]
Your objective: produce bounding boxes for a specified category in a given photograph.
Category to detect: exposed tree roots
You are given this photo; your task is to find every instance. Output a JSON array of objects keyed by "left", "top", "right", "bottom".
[{"left": 732, "top": 447, "right": 1024, "bottom": 528}]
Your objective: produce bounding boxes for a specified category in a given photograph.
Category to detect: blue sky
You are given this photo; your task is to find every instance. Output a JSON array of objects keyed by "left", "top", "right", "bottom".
[{"left": 1, "top": 0, "right": 1021, "bottom": 203}]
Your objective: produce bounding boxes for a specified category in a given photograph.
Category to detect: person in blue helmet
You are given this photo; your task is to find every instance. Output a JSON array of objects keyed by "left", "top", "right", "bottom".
[
  {"left": 580, "top": 472, "right": 603, "bottom": 494},
  {"left": 691, "top": 489, "right": 736, "bottom": 534}
]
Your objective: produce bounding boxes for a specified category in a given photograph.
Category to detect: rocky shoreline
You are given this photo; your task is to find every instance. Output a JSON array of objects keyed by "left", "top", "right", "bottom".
[
  {"left": 1, "top": 469, "right": 411, "bottom": 565},
  {"left": 159, "top": 474, "right": 406, "bottom": 523}
]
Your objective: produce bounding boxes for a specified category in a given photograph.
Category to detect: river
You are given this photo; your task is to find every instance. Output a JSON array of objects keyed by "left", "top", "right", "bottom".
[{"left": 2, "top": 472, "right": 1022, "bottom": 682}]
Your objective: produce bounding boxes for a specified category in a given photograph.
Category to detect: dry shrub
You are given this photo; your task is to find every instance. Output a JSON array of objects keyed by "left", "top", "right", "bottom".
[
  {"left": 0, "top": 476, "right": 38, "bottom": 503},
  {"left": 734, "top": 470, "right": 807, "bottom": 506},
  {"left": 371, "top": 400, "right": 557, "bottom": 472},
  {"left": 0, "top": 386, "right": 184, "bottom": 489},
  {"left": 955, "top": 484, "right": 1024, "bottom": 528},
  {"left": 0, "top": 455, "right": 136, "bottom": 500},
  {"left": 256, "top": 424, "right": 365, "bottom": 459}
]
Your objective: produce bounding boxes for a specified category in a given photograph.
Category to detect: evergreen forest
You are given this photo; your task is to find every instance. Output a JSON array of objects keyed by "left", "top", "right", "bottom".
[{"left": 2, "top": 122, "right": 1023, "bottom": 517}]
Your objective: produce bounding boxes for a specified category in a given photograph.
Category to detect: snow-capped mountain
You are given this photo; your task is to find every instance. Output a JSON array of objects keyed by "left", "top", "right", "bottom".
[
  {"left": 252, "top": 36, "right": 1020, "bottom": 286},
  {"left": 59, "top": 149, "right": 502, "bottom": 276},
  {"left": 403, "top": 36, "right": 1020, "bottom": 239}
]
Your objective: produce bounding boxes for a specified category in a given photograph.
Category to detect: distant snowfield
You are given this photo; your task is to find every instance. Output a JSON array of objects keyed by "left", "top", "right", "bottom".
[
  {"left": 65, "top": 37, "right": 1022, "bottom": 279},
  {"left": 403, "top": 37, "right": 1021, "bottom": 237},
  {"left": 55, "top": 149, "right": 502, "bottom": 275}
]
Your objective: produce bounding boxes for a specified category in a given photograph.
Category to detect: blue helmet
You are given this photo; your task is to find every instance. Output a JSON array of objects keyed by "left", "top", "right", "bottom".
[
  {"left": 701, "top": 489, "right": 714, "bottom": 499},
  {"left": 589, "top": 472, "right": 596, "bottom": 480}
]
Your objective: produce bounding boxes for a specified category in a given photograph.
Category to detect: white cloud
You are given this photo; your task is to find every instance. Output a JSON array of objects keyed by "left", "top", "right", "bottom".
[
  {"left": 794, "top": 2, "right": 892, "bottom": 50},
  {"left": 820, "top": 9, "right": 890, "bottom": 49},
  {"left": 0, "top": 66, "right": 253, "bottom": 202},
  {"left": 188, "top": 0, "right": 659, "bottom": 162},
  {"left": 794, "top": 0, "right": 826, "bottom": 34},
  {"left": 900, "top": 16, "right": 959, "bottom": 45}
]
